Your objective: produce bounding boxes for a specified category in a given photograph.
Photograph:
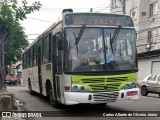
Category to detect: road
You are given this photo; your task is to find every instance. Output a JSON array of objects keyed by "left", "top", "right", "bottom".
[{"left": 6, "top": 84, "right": 160, "bottom": 120}]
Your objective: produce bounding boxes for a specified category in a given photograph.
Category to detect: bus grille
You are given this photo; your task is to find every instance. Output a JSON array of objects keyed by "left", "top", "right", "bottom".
[
  {"left": 89, "top": 83, "right": 120, "bottom": 92},
  {"left": 81, "top": 77, "right": 128, "bottom": 92},
  {"left": 93, "top": 92, "right": 119, "bottom": 102},
  {"left": 81, "top": 77, "right": 127, "bottom": 83}
]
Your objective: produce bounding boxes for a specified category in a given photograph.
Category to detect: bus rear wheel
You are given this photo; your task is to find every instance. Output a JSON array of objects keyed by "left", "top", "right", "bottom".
[{"left": 49, "top": 86, "right": 60, "bottom": 108}]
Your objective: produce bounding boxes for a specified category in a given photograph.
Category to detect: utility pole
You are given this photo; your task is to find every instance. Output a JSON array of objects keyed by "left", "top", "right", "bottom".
[
  {"left": 122, "top": 0, "right": 126, "bottom": 14},
  {"left": 90, "top": 8, "right": 93, "bottom": 12}
]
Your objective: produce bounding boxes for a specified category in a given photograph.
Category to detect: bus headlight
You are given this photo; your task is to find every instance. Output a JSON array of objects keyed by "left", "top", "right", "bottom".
[
  {"left": 72, "top": 84, "right": 89, "bottom": 92},
  {"left": 80, "top": 86, "right": 85, "bottom": 91},
  {"left": 72, "top": 85, "right": 78, "bottom": 91},
  {"left": 124, "top": 84, "right": 130, "bottom": 89},
  {"left": 121, "top": 81, "right": 137, "bottom": 90},
  {"left": 131, "top": 83, "right": 136, "bottom": 88}
]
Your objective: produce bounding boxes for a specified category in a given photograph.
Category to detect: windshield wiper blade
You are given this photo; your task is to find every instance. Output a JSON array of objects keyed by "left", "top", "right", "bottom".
[
  {"left": 110, "top": 25, "right": 121, "bottom": 53},
  {"left": 110, "top": 25, "right": 121, "bottom": 44},
  {"left": 74, "top": 25, "right": 86, "bottom": 45}
]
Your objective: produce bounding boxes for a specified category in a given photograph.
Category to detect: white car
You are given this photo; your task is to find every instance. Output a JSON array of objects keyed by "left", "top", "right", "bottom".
[{"left": 139, "top": 74, "right": 160, "bottom": 97}]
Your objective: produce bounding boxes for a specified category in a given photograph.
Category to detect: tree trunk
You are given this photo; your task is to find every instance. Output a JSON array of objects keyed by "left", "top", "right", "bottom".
[{"left": 0, "top": 32, "right": 8, "bottom": 90}]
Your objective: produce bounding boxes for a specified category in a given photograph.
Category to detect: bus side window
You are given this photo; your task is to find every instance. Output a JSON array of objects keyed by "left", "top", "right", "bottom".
[
  {"left": 52, "top": 35, "right": 58, "bottom": 73},
  {"left": 48, "top": 33, "right": 52, "bottom": 61},
  {"left": 42, "top": 35, "right": 49, "bottom": 62},
  {"left": 34, "top": 44, "right": 37, "bottom": 65}
]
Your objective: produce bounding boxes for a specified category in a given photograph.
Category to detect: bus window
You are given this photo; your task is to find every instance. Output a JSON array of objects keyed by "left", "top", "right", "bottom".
[
  {"left": 29, "top": 49, "right": 31, "bottom": 67},
  {"left": 48, "top": 33, "right": 52, "bottom": 61},
  {"left": 34, "top": 44, "right": 37, "bottom": 65},
  {"left": 42, "top": 35, "right": 49, "bottom": 62}
]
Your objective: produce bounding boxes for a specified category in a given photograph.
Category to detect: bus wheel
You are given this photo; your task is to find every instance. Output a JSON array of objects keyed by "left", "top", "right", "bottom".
[
  {"left": 141, "top": 86, "right": 148, "bottom": 96},
  {"left": 29, "top": 81, "right": 34, "bottom": 95},
  {"left": 158, "top": 94, "right": 160, "bottom": 98},
  {"left": 49, "top": 86, "right": 59, "bottom": 108}
]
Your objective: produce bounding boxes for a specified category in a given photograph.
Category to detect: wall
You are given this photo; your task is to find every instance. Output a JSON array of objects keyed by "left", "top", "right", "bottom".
[{"left": 137, "top": 57, "right": 160, "bottom": 80}]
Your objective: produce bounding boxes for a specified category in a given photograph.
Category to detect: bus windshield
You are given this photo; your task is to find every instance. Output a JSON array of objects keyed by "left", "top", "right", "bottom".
[{"left": 64, "top": 27, "right": 137, "bottom": 73}]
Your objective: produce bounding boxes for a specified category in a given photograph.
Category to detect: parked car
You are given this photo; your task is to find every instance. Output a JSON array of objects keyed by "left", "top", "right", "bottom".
[
  {"left": 5, "top": 73, "right": 21, "bottom": 85},
  {"left": 138, "top": 74, "right": 160, "bottom": 97}
]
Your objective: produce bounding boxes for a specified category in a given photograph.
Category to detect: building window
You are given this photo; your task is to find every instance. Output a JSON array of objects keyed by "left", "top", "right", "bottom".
[
  {"left": 148, "top": 29, "right": 158, "bottom": 43},
  {"left": 149, "top": 1, "right": 158, "bottom": 17},
  {"left": 131, "top": 8, "right": 137, "bottom": 20},
  {"left": 141, "top": 12, "right": 146, "bottom": 17},
  {"left": 112, "top": 0, "right": 116, "bottom": 9},
  {"left": 148, "top": 31, "right": 152, "bottom": 43}
]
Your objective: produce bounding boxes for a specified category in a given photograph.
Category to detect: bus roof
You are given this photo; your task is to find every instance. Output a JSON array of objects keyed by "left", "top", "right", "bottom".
[{"left": 24, "top": 12, "right": 132, "bottom": 52}]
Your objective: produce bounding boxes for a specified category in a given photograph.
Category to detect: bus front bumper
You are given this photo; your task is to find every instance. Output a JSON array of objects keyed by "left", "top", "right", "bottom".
[{"left": 64, "top": 88, "right": 139, "bottom": 105}]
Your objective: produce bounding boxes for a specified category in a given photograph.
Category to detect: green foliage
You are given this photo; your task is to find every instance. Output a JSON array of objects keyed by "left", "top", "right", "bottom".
[
  {"left": 5, "top": 23, "right": 29, "bottom": 66},
  {"left": 0, "top": 0, "right": 42, "bottom": 65}
]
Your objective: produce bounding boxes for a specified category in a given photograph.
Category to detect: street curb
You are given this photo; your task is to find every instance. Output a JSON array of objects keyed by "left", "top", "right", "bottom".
[{"left": 0, "top": 91, "right": 22, "bottom": 120}]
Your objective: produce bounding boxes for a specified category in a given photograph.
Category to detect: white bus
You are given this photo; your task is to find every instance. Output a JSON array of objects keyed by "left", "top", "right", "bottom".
[{"left": 22, "top": 9, "right": 139, "bottom": 107}]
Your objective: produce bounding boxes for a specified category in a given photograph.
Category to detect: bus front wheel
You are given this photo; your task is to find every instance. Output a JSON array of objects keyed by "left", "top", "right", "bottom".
[{"left": 49, "top": 86, "right": 59, "bottom": 108}]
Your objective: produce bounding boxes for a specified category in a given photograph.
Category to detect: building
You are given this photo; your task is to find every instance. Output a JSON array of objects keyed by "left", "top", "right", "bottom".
[
  {"left": 6, "top": 61, "right": 22, "bottom": 76},
  {"left": 110, "top": 0, "right": 160, "bottom": 80}
]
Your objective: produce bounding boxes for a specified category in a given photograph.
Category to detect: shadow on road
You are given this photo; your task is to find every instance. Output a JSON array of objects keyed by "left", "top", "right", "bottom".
[{"left": 19, "top": 90, "right": 134, "bottom": 117}]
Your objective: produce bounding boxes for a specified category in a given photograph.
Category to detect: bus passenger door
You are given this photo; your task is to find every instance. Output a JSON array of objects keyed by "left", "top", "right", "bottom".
[
  {"left": 52, "top": 33, "right": 62, "bottom": 101},
  {"left": 52, "top": 35, "right": 58, "bottom": 101},
  {"left": 38, "top": 46, "right": 43, "bottom": 93}
]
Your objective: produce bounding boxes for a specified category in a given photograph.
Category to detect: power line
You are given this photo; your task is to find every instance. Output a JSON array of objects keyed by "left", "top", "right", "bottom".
[
  {"left": 27, "top": 17, "right": 53, "bottom": 23},
  {"left": 93, "top": 2, "right": 109, "bottom": 9},
  {"left": 99, "top": 3, "right": 111, "bottom": 12},
  {"left": 26, "top": 34, "right": 40, "bottom": 36}
]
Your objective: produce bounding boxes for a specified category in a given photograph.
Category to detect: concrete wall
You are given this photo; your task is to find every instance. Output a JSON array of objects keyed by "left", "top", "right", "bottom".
[{"left": 137, "top": 57, "right": 160, "bottom": 80}]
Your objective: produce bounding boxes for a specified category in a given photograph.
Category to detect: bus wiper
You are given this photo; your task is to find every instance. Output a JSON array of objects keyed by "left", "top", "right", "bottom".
[
  {"left": 74, "top": 25, "right": 86, "bottom": 45},
  {"left": 110, "top": 25, "right": 121, "bottom": 53},
  {"left": 73, "top": 25, "right": 86, "bottom": 56}
]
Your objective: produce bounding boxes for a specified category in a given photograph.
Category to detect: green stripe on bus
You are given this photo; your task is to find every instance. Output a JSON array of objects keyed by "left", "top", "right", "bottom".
[{"left": 72, "top": 73, "right": 136, "bottom": 91}]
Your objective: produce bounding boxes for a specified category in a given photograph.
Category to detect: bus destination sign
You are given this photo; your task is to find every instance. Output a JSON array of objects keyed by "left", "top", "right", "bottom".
[{"left": 65, "top": 14, "right": 134, "bottom": 27}]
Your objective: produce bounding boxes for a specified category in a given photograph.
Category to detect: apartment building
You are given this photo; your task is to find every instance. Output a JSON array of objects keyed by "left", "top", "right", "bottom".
[{"left": 110, "top": 0, "right": 160, "bottom": 80}]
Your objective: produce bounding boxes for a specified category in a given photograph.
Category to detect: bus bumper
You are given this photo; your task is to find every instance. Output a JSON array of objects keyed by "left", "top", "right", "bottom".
[
  {"left": 64, "top": 88, "right": 139, "bottom": 105},
  {"left": 117, "top": 88, "right": 140, "bottom": 100}
]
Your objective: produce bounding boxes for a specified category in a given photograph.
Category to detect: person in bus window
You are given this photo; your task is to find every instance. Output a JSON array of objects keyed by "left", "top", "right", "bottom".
[
  {"left": 71, "top": 47, "right": 78, "bottom": 59},
  {"left": 70, "top": 46, "right": 81, "bottom": 70},
  {"left": 85, "top": 43, "right": 100, "bottom": 65}
]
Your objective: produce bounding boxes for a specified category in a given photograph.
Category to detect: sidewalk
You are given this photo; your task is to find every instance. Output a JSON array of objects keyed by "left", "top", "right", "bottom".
[
  {"left": 0, "top": 86, "right": 22, "bottom": 120},
  {"left": 0, "top": 86, "right": 7, "bottom": 120}
]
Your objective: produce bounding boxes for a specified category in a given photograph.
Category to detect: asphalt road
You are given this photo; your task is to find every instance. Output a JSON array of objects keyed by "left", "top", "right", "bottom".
[{"left": 6, "top": 84, "right": 160, "bottom": 120}]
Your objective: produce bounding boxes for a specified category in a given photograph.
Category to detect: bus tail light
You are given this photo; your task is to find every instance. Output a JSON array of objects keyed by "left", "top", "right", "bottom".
[
  {"left": 126, "top": 91, "right": 138, "bottom": 96},
  {"left": 64, "top": 86, "right": 70, "bottom": 90}
]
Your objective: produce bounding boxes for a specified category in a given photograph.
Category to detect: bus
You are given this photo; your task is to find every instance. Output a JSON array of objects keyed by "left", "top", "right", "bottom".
[{"left": 22, "top": 9, "right": 139, "bottom": 107}]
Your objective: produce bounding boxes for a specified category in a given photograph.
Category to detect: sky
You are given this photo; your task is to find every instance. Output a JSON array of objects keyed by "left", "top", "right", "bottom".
[{"left": 20, "top": 0, "right": 111, "bottom": 43}]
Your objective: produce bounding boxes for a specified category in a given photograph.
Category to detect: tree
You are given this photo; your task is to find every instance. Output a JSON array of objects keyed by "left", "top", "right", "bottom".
[
  {"left": 5, "top": 22, "right": 29, "bottom": 66},
  {"left": 0, "top": 0, "right": 42, "bottom": 89}
]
